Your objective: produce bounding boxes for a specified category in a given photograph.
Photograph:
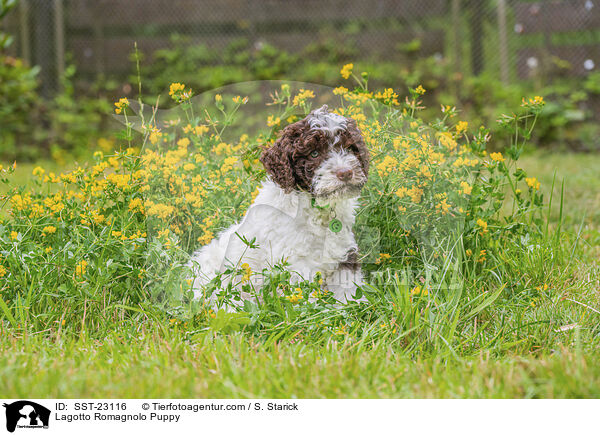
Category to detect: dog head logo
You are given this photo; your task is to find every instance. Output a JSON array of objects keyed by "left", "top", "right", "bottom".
[{"left": 3, "top": 401, "right": 50, "bottom": 433}]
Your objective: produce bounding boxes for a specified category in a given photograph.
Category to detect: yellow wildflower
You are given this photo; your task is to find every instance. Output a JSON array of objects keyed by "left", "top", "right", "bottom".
[
  {"left": 42, "top": 226, "right": 57, "bottom": 235},
  {"left": 490, "top": 152, "right": 505, "bottom": 162},
  {"left": 75, "top": 260, "right": 88, "bottom": 278},
  {"left": 477, "top": 250, "right": 487, "bottom": 263},
  {"left": 375, "top": 253, "right": 391, "bottom": 264},
  {"left": 267, "top": 115, "right": 281, "bottom": 127},
  {"left": 169, "top": 83, "right": 185, "bottom": 96},
  {"left": 114, "top": 98, "right": 129, "bottom": 114},
  {"left": 476, "top": 218, "right": 488, "bottom": 234},
  {"left": 177, "top": 138, "right": 190, "bottom": 148},
  {"left": 241, "top": 263, "right": 252, "bottom": 283},
  {"left": 333, "top": 86, "right": 348, "bottom": 95},
  {"left": 292, "top": 89, "right": 315, "bottom": 107},
  {"left": 525, "top": 177, "right": 540, "bottom": 190},
  {"left": 460, "top": 181, "right": 472, "bottom": 195},
  {"left": 340, "top": 63, "right": 353, "bottom": 79},
  {"left": 455, "top": 121, "right": 468, "bottom": 134}
]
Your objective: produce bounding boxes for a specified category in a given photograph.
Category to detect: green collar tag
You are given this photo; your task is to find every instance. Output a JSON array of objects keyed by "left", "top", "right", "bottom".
[
  {"left": 311, "top": 197, "right": 341, "bottom": 233},
  {"left": 329, "top": 218, "right": 343, "bottom": 233}
]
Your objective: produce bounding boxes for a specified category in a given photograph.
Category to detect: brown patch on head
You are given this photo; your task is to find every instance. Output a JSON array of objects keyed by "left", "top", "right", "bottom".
[
  {"left": 260, "top": 112, "right": 369, "bottom": 192},
  {"left": 260, "top": 119, "right": 328, "bottom": 192},
  {"left": 338, "top": 119, "right": 370, "bottom": 177},
  {"left": 259, "top": 120, "right": 303, "bottom": 192}
]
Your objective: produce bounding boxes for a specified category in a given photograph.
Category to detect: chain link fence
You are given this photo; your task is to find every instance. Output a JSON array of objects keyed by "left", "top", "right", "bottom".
[{"left": 1, "top": 0, "right": 599, "bottom": 96}]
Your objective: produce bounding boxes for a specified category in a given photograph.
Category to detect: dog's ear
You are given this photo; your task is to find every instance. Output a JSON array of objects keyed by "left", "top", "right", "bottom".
[
  {"left": 260, "top": 121, "right": 304, "bottom": 192},
  {"left": 343, "top": 119, "right": 370, "bottom": 177}
]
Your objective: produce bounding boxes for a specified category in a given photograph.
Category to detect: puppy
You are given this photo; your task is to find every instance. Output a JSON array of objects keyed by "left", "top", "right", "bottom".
[{"left": 188, "top": 105, "right": 370, "bottom": 305}]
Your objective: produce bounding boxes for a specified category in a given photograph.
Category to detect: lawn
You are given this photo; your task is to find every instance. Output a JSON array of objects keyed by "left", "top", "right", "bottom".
[
  {"left": 0, "top": 76, "right": 599, "bottom": 399},
  {"left": 1, "top": 151, "right": 598, "bottom": 398}
]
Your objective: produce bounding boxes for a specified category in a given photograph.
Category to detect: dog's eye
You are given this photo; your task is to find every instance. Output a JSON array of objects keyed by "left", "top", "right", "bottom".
[{"left": 310, "top": 151, "right": 319, "bottom": 158}]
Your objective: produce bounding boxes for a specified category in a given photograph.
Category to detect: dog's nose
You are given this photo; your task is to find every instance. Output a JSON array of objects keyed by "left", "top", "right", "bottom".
[{"left": 336, "top": 168, "right": 353, "bottom": 182}]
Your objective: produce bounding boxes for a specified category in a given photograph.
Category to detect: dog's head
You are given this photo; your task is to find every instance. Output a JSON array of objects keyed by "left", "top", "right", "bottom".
[{"left": 260, "top": 105, "right": 369, "bottom": 198}]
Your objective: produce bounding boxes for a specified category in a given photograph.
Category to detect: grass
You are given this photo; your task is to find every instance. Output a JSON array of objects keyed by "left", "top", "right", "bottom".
[
  {"left": 1, "top": 331, "right": 599, "bottom": 398},
  {"left": 0, "top": 151, "right": 598, "bottom": 398}
]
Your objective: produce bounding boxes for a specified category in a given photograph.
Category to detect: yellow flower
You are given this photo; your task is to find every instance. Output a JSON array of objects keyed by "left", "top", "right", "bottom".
[
  {"left": 375, "top": 253, "right": 391, "bottom": 264},
  {"left": 374, "top": 88, "right": 399, "bottom": 105},
  {"left": 525, "top": 177, "right": 540, "bottom": 190},
  {"left": 75, "top": 259, "right": 88, "bottom": 278},
  {"left": 197, "top": 230, "right": 214, "bottom": 245},
  {"left": 415, "top": 85, "right": 426, "bottom": 95},
  {"left": 11, "top": 194, "right": 32, "bottom": 211},
  {"left": 177, "top": 138, "right": 190, "bottom": 148},
  {"left": 333, "top": 86, "right": 348, "bottom": 95},
  {"left": 438, "top": 132, "right": 457, "bottom": 151},
  {"left": 460, "top": 181, "right": 472, "bottom": 195},
  {"left": 292, "top": 89, "right": 315, "bottom": 107},
  {"left": 241, "top": 263, "right": 252, "bottom": 283},
  {"left": 128, "top": 198, "right": 144, "bottom": 213},
  {"left": 145, "top": 202, "right": 175, "bottom": 220},
  {"left": 42, "top": 226, "right": 57, "bottom": 235},
  {"left": 476, "top": 218, "right": 488, "bottom": 234},
  {"left": 114, "top": 98, "right": 129, "bottom": 114},
  {"left": 286, "top": 288, "right": 304, "bottom": 304},
  {"left": 0, "top": 265, "right": 6, "bottom": 277},
  {"left": 91, "top": 211, "right": 106, "bottom": 224},
  {"left": 436, "top": 198, "right": 451, "bottom": 215},
  {"left": 267, "top": 115, "right": 281, "bottom": 127},
  {"left": 408, "top": 186, "right": 423, "bottom": 204},
  {"left": 490, "top": 152, "right": 505, "bottom": 162},
  {"left": 169, "top": 83, "right": 185, "bottom": 96},
  {"left": 477, "top": 250, "right": 487, "bottom": 263},
  {"left": 521, "top": 95, "right": 545, "bottom": 108},
  {"left": 376, "top": 155, "right": 398, "bottom": 176},
  {"left": 10, "top": 231, "right": 18, "bottom": 240},
  {"left": 232, "top": 95, "right": 247, "bottom": 104},
  {"left": 221, "top": 156, "right": 238, "bottom": 173},
  {"left": 455, "top": 121, "right": 468, "bottom": 134},
  {"left": 340, "top": 63, "right": 353, "bottom": 79},
  {"left": 45, "top": 247, "right": 53, "bottom": 253},
  {"left": 32, "top": 166, "right": 45, "bottom": 177},
  {"left": 215, "top": 94, "right": 222, "bottom": 102}
]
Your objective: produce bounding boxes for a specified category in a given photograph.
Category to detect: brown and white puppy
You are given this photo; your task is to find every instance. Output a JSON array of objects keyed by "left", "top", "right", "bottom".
[{"left": 189, "top": 105, "right": 370, "bottom": 306}]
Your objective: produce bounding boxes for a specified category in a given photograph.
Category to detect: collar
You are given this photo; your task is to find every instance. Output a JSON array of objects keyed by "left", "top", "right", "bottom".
[{"left": 310, "top": 197, "right": 342, "bottom": 233}]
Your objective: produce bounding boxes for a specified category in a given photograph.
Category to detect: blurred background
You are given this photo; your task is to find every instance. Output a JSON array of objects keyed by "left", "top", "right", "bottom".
[{"left": 1, "top": 0, "right": 599, "bottom": 161}]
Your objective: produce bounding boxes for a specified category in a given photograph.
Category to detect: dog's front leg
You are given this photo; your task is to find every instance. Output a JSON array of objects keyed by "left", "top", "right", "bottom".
[{"left": 325, "top": 248, "right": 366, "bottom": 302}]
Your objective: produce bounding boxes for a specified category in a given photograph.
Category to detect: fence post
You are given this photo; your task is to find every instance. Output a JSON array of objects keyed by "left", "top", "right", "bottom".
[
  {"left": 497, "top": 0, "right": 509, "bottom": 84},
  {"left": 54, "top": 0, "right": 65, "bottom": 87},
  {"left": 33, "top": 0, "right": 54, "bottom": 97},
  {"left": 451, "top": 0, "right": 462, "bottom": 96},
  {"left": 92, "top": 2, "right": 104, "bottom": 79},
  {"left": 468, "top": 0, "right": 484, "bottom": 76},
  {"left": 18, "top": 0, "right": 31, "bottom": 63}
]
